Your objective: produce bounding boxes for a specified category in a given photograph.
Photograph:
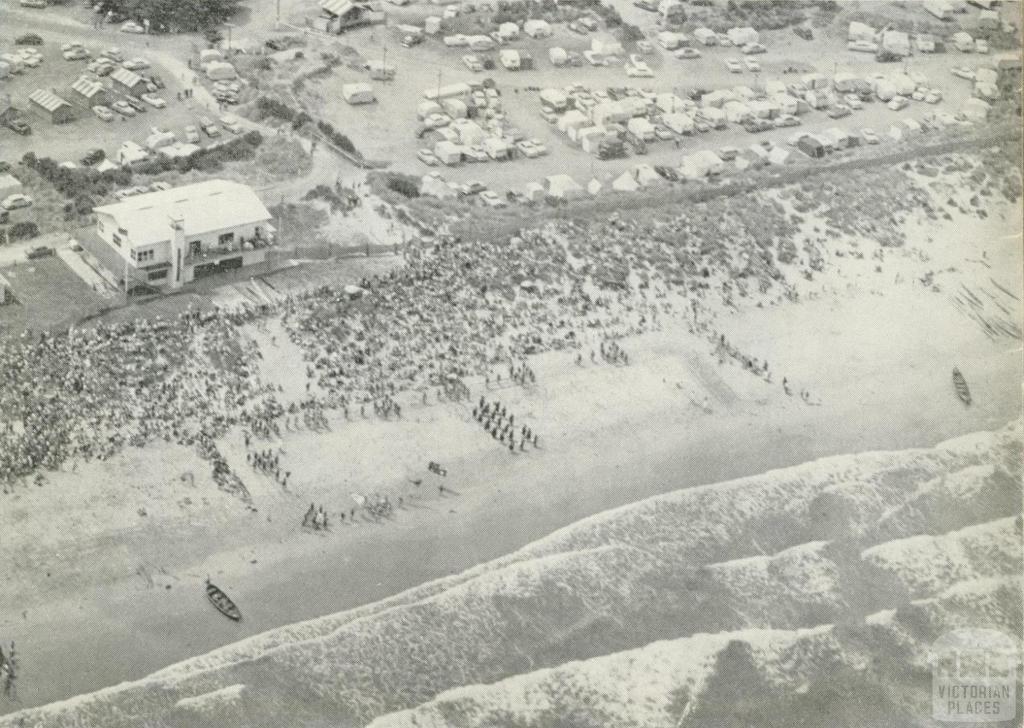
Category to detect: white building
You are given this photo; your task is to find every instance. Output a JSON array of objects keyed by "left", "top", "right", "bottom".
[{"left": 91, "top": 180, "right": 275, "bottom": 289}]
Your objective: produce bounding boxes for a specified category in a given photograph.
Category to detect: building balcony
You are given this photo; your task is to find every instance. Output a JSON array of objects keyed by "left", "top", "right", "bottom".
[{"left": 184, "top": 229, "right": 274, "bottom": 263}]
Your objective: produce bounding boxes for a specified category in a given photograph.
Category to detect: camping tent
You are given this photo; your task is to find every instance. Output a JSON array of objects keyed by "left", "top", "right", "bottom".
[
  {"left": 548, "top": 47, "right": 568, "bottom": 66},
  {"left": 545, "top": 174, "right": 584, "bottom": 199},
  {"left": 523, "top": 181, "right": 545, "bottom": 202},
  {"left": 611, "top": 170, "right": 639, "bottom": 192},
  {"left": 663, "top": 112, "right": 694, "bottom": 135},
  {"left": 205, "top": 61, "right": 238, "bottom": 81},
  {"left": 524, "top": 19, "right": 552, "bottom": 38},
  {"left": 727, "top": 27, "right": 758, "bottom": 46}
]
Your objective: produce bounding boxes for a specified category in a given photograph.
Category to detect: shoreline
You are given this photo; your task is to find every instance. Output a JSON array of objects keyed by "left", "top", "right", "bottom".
[{"left": 3, "top": 282, "right": 1019, "bottom": 713}]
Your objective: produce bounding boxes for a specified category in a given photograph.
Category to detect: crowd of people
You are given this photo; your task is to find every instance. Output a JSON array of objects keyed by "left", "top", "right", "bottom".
[
  {"left": 473, "top": 397, "right": 538, "bottom": 452},
  {"left": 0, "top": 641, "right": 16, "bottom": 701},
  {"left": 2, "top": 191, "right": 811, "bottom": 492}
]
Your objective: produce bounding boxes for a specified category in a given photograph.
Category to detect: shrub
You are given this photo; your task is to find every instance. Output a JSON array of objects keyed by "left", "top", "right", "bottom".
[
  {"left": 384, "top": 174, "right": 420, "bottom": 198},
  {"left": 15, "top": 33, "right": 44, "bottom": 46},
  {"left": 9, "top": 221, "right": 39, "bottom": 241}
]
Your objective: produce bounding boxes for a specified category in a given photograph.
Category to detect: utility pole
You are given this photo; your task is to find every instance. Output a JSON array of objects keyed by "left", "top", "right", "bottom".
[
  {"left": 436, "top": 69, "right": 442, "bottom": 100},
  {"left": 381, "top": 38, "right": 387, "bottom": 82},
  {"left": 276, "top": 0, "right": 281, "bottom": 29}
]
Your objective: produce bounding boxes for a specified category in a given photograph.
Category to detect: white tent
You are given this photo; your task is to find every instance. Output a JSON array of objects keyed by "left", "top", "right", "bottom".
[
  {"left": 433, "top": 140, "right": 463, "bottom": 165},
  {"left": 205, "top": 61, "right": 237, "bottom": 81},
  {"left": 421, "top": 173, "right": 457, "bottom": 199},
  {"left": 656, "top": 93, "right": 687, "bottom": 114},
  {"left": 591, "top": 37, "right": 624, "bottom": 56},
  {"left": 557, "top": 109, "right": 589, "bottom": 135},
  {"left": 482, "top": 136, "right": 510, "bottom": 160},
  {"left": 548, "top": 47, "right": 568, "bottom": 66},
  {"left": 498, "top": 22, "right": 520, "bottom": 40},
  {"left": 694, "top": 27, "right": 717, "bottom": 46},
  {"left": 611, "top": 170, "right": 640, "bottom": 192},
  {"left": 663, "top": 112, "right": 694, "bottom": 134},
  {"left": 586, "top": 178, "right": 603, "bottom": 196},
  {"left": 634, "top": 164, "right": 665, "bottom": 187},
  {"left": 727, "top": 27, "right": 758, "bottom": 46},
  {"left": 768, "top": 147, "right": 791, "bottom": 165},
  {"left": 545, "top": 174, "right": 584, "bottom": 199},
  {"left": 523, "top": 181, "right": 545, "bottom": 202},
  {"left": 627, "top": 117, "right": 655, "bottom": 141},
  {"left": 961, "top": 97, "right": 990, "bottom": 121},
  {"left": 679, "top": 150, "right": 724, "bottom": 179},
  {"left": 524, "top": 19, "right": 552, "bottom": 38},
  {"left": 848, "top": 21, "right": 876, "bottom": 42},
  {"left": 342, "top": 83, "right": 375, "bottom": 105}
]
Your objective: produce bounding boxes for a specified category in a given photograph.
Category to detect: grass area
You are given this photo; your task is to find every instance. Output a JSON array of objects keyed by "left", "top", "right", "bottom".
[{"left": 0, "top": 256, "right": 107, "bottom": 335}]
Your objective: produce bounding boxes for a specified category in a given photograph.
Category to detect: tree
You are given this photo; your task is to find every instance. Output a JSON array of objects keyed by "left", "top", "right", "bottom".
[{"left": 97, "top": 0, "right": 242, "bottom": 33}]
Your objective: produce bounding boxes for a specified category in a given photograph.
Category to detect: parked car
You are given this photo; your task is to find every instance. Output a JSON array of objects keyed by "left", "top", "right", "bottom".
[
  {"left": 633, "top": 0, "right": 658, "bottom": 10},
  {"left": 465, "top": 181, "right": 488, "bottom": 195},
  {"left": 3, "top": 116, "right": 31, "bottom": 135},
  {"left": 773, "top": 114, "right": 800, "bottom": 127},
  {"left": 675, "top": 47, "right": 701, "bottom": 59},
  {"left": 141, "top": 93, "right": 166, "bottom": 108},
  {"left": 726, "top": 58, "right": 743, "bottom": 73},
  {"left": 975, "top": 39, "right": 989, "bottom": 54},
  {"left": 827, "top": 104, "right": 851, "bottom": 119},
  {"left": 718, "top": 146, "right": 740, "bottom": 161},
  {"left": 463, "top": 146, "right": 488, "bottom": 162},
  {"left": 102, "top": 48, "right": 124, "bottom": 61},
  {"left": 122, "top": 57, "right": 149, "bottom": 70},
  {"left": 887, "top": 96, "right": 909, "bottom": 111},
  {"left": 219, "top": 114, "right": 242, "bottom": 133},
  {"left": 951, "top": 66, "right": 975, "bottom": 80},
  {"left": 184, "top": 125, "right": 200, "bottom": 143},
  {"left": 847, "top": 40, "right": 878, "bottom": 53},
  {"left": 400, "top": 34, "right": 422, "bottom": 48},
  {"left": 743, "top": 58, "right": 761, "bottom": 72},
  {"left": 741, "top": 43, "right": 767, "bottom": 55},
  {"left": 123, "top": 95, "right": 147, "bottom": 112},
  {"left": 26, "top": 246, "right": 55, "bottom": 260},
  {"left": 924, "top": 90, "right": 943, "bottom": 104},
  {"left": 861, "top": 127, "right": 879, "bottom": 144},
  {"left": 199, "top": 116, "right": 220, "bottom": 137},
  {"left": 112, "top": 100, "right": 136, "bottom": 117},
  {"left": 121, "top": 21, "right": 145, "bottom": 34},
  {"left": 63, "top": 46, "right": 90, "bottom": 61},
  {"left": 844, "top": 94, "right": 863, "bottom": 110},
  {"left": 625, "top": 61, "right": 653, "bottom": 78},
  {"left": 654, "top": 125, "right": 674, "bottom": 141},
  {"left": 2, "top": 193, "right": 34, "bottom": 210},
  {"left": 743, "top": 118, "right": 773, "bottom": 133},
  {"left": 636, "top": 40, "right": 654, "bottom": 54},
  {"left": 479, "top": 190, "right": 506, "bottom": 207},
  {"left": 92, "top": 104, "right": 114, "bottom": 121},
  {"left": 417, "top": 149, "right": 439, "bottom": 166},
  {"left": 516, "top": 140, "right": 541, "bottom": 158},
  {"left": 582, "top": 50, "right": 605, "bottom": 66},
  {"left": 462, "top": 54, "right": 483, "bottom": 72}
]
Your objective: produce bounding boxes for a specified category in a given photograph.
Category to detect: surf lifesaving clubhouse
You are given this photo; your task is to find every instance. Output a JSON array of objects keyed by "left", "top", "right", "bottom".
[{"left": 90, "top": 180, "right": 275, "bottom": 290}]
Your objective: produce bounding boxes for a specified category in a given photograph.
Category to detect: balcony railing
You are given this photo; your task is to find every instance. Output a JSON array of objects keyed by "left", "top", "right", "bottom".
[{"left": 185, "top": 230, "right": 274, "bottom": 262}]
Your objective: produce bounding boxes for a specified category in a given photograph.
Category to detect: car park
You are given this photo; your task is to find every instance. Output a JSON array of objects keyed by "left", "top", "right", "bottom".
[
  {"left": 112, "top": 100, "right": 136, "bottom": 117},
  {"left": 141, "top": 93, "right": 167, "bottom": 108},
  {"left": 675, "top": 47, "right": 701, "bottom": 59},
  {"left": 417, "top": 149, "right": 439, "bottom": 166},
  {"left": 744, "top": 58, "right": 761, "bottom": 72},
  {"left": 92, "top": 105, "right": 114, "bottom": 121},
  {"left": 2, "top": 193, "right": 33, "bottom": 210},
  {"left": 184, "top": 125, "right": 200, "bottom": 143},
  {"left": 743, "top": 118, "right": 773, "bottom": 133},
  {"left": 726, "top": 59, "right": 743, "bottom": 73},
  {"left": 861, "top": 127, "right": 880, "bottom": 144}
]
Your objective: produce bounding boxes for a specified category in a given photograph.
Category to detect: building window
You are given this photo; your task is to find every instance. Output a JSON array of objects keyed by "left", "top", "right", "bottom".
[
  {"left": 189, "top": 240, "right": 202, "bottom": 257},
  {"left": 148, "top": 269, "right": 168, "bottom": 281},
  {"left": 112, "top": 233, "right": 122, "bottom": 247},
  {"left": 218, "top": 232, "right": 235, "bottom": 246},
  {"left": 139, "top": 250, "right": 154, "bottom": 262}
]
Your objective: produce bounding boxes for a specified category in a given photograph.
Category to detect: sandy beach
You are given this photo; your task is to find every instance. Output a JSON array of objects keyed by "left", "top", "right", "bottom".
[{"left": 1, "top": 182, "right": 1020, "bottom": 712}]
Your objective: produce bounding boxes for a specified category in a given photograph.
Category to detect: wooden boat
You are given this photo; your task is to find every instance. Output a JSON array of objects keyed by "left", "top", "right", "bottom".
[
  {"left": 952, "top": 367, "right": 971, "bottom": 406},
  {"left": 206, "top": 579, "right": 242, "bottom": 621}
]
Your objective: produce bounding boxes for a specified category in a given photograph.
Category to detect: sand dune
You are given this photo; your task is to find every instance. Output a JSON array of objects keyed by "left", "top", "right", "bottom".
[{"left": 3, "top": 420, "right": 1019, "bottom": 728}]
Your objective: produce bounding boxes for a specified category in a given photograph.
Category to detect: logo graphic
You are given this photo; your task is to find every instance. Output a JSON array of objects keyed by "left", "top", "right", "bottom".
[{"left": 930, "top": 628, "right": 1020, "bottom": 723}]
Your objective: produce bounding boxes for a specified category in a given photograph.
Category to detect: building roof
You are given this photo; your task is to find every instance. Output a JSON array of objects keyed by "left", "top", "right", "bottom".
[
  {"left": 111, "top": 67, "right": 145, "bottom": 87},
  {"left": 93, "top": 180, "right": 273, "bottom": 249},
  {"left": 320, "top": 0, "right": 357, "bottom": 16},
  {"left": 29, "top": 89, "right": 71, "bottom": 112},
  {"left": 71, "top": 76, "right": 105, "bottom": 98}
]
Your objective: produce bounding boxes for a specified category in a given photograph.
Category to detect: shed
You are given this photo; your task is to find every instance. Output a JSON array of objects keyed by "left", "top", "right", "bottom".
[
  {"left": 70, "top": 76, "right": 109, "bottom": 107},
  {"left": 111, "top": 67, "right": 148, "bottom": 95},
  {"left": 28, "top": 88, "right": 74, "bottom": 124},
  {"left": 342, "top": 82, "right": 375, "bottom": 104},
  {"left": 204, "top": 61, "right": 238, "bottom": 81}
]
